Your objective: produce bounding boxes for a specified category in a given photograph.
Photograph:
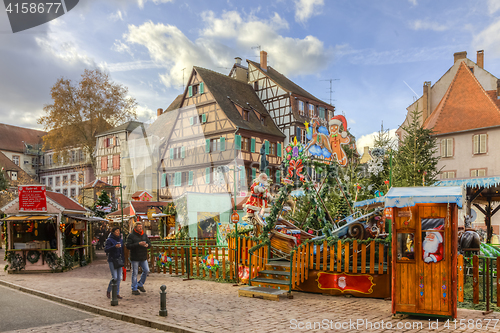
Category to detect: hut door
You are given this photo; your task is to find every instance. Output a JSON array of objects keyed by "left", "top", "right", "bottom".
[{"left": 416, "top": 206, "right": 449, "bottom": 315}]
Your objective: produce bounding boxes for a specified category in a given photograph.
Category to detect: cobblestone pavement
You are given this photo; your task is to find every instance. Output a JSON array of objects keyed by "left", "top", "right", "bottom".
[
  {"left": 4, "top": 317, "right": 163, "bottom": 333},
  {"left": 1, "top": 248, "right": 499, "bottom": 333}
]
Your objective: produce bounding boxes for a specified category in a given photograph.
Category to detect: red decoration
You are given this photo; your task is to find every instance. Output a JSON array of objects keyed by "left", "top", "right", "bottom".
[
  {"left": 317, "top": 272, "right": 375, "bottom": 294},
  {"left": 287, "top": 159, "right": 305, "bottom": 182},
  {"left": 19, "top": 186, "right": 47, "bottom": 212}
]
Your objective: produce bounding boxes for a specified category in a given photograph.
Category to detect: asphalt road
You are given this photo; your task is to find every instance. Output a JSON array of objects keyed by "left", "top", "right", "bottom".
[{"left": 0, "top": 284, "right": 93, "bottom": 332}]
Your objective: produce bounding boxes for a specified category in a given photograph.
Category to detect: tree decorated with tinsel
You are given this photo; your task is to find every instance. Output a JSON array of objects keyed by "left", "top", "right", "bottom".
[
  {"left": 92, "top": 191, "right": 112, "bottom": 218},
  {"left": 393, "top": 107, "right": 440, "bottom": 187}
]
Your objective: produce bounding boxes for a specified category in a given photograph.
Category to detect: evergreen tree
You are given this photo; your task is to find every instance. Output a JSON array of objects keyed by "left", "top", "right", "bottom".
[
  {"left": 92, "top": 191, "right": 112, "bottom": 218},
  {"left": 393, "top": 107, "right": 440, "bottom": 187},
  {"left": 0, "top": 168, "right": 9, "bottom": 192}
]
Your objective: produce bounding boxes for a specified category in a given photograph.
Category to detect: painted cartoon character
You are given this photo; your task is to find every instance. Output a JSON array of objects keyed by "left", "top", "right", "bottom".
[
  {"left": 423, "top": 225, "right": 444, "bottom": 263},
  {"left": 243, "top": 172, "right": 272, "bottom": 219},
  {"left": 304, "top": 117, "right": 330, "bottom": 151},
  {"left": 328, "top": 115, "right": 350, "bottom": 166}
]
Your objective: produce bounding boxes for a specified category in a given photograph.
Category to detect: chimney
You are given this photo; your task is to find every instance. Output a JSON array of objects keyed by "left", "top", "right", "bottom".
[
  {"left": 477, "top": 50, "right": 484, "bottom": 69},
  {"left": 235, "top": 57, "right": 242, "bottom": 65},
  {"left": 260, "top": 50, "right": 267, "bottom": 71},
  {"left": 422, "top": 81, "right": 432, "bottom": 121},
  {"left": 454, "top": 51, "right": 467, "bottom": 63},
  {"left": 232, "top": 57, "right": 247, "bottom": 83},
  {"left": 157, "top": 108, "right": 163, "bottom": 117}
]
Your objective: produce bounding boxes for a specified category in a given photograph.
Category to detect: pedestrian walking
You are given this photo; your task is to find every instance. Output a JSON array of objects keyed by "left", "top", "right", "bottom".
[
  {"left": 104, "top": 227, "right": 124, "bottom": 299},
  {"left": 126, "top": 222, "right": 151, "bottom": 295}
]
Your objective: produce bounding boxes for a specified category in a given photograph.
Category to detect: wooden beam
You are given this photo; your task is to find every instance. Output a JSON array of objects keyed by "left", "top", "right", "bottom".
[
  {"left": 491, "top": 203, "right": 500, "bottom": 217},
  {"left": 473, "top": 203, "right": 487, "bottom": 216},
  {"left": 469, "top": 186, "right": 484, "bottom": 202}
]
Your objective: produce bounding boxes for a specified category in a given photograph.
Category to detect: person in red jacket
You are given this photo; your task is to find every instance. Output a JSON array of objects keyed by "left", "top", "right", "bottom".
[{"left": 423, "top": 228, "right": 444, "bottom": 263}]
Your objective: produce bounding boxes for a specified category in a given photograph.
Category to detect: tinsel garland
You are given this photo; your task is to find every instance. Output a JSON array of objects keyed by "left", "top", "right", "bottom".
[{"left": 26, "top": 250, "right": 40, "bottom": 264}]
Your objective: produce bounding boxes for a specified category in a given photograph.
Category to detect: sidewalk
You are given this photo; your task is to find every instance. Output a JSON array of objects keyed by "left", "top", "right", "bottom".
[{"left": 1, "top": 247, "right": 499, "bottom": 333}]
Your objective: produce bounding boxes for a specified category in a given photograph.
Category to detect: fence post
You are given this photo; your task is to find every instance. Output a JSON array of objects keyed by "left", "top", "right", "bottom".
[
  {"left": 473, "top": 255, "right": 479, "bottom": 304},
  {"left": 497, "top": 257, "right": 500, "bottom": 307},
  {"left": 183, "top": 247, "right": 193, "bottom": 281},
  {"left": 458, "top": 255, "right": 464, "bottom": 302},
  {"left": 485, "top": 258, "right": 491, "bottom": 313}
]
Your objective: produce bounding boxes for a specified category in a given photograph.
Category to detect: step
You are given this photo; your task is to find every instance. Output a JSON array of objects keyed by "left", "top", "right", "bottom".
[
  {"left": 258, "top": 270, "right": 290, "bottom": 276},
  {"left": 251, "top": 277, "right": 289, "bottom": 285},
  {"left": 238, "top": 286, "right": 289, "bottom": 301},
  {"left": 267, "top": 260, "right": 290, "bottom": 267}
]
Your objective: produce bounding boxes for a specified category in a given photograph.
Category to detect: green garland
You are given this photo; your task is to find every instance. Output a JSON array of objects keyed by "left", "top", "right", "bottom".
[
  {"left": 5, "top": 252, "right": 24, "bottom": 271},
  {"left": 45, "top": 252, "right": 62, "bottom": 271},
  {"left": 26, "top": 250, "right": 40, "bottom": 264}
]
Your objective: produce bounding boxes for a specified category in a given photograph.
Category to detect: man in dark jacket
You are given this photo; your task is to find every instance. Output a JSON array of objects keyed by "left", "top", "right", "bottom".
[{"left": 126, "top": 222, "right": 151, "bottom": 295}]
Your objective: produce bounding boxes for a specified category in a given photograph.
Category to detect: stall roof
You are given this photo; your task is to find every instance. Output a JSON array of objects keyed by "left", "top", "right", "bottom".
[
  {"left": 1, "top": 215, "right": 54, "bottom": 221},
  {"left": 385, "top": 186, "right": 463, "bottom": 208},
  {"left": 64, "top": 215, "right": 108, "bottom": 222},
  {"left": 434, "top": 176, "right": 500, "bottom": 188},
  {"left": 353, "top": 196, "right": 385, "bottom": 210}
]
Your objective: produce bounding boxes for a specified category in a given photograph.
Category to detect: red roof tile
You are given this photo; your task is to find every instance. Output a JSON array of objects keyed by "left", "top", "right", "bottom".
[
  {"left": 130, "top": 201, "right": 170, "bottom": 215},
  {"left": 107, "top": 205, "right": 132, "bottom": 217},
  {"left": 423, "top": 62, "right": 500, "bottom": 135},
  {"left": 46, "top": 191, "right": 86, "bottom": 212}
]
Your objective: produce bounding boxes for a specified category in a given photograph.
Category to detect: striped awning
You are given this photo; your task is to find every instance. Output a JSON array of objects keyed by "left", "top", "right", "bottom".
[{"left": 0, "top": 215, "right": 54, "bottom": 221}]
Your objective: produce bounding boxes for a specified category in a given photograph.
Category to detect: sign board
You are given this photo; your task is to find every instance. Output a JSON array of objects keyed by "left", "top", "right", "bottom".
[
  {"left": 74, "top": 222, "right": 86, "bottom": 231},
  {"left": 231, "top": 211, "right": 240, "bottom": 223},
  {"left": 147, "top": 208, "right": 156, "bottom": 220},
  {"left": 398, "top": 210, "right": 411, "bottom": 217},
  {"left": 19, "top": 185, "right": 47, "bottom": 212}
]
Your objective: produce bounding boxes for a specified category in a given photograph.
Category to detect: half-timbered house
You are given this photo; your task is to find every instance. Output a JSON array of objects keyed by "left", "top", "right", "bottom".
[
  {"left": 229, "top": 51, "right": 335, "bottom": 146},
  {"left": 158, "top": 66, "right": 285, "bottom": 202}
]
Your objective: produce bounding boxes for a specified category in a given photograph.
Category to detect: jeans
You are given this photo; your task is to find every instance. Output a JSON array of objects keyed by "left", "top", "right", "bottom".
[
  {"left": 131, "top": 260, "right": 149, "bottom": 291},
  {"left": 107, "top": 261, "right": 122, "bottom": 295}
]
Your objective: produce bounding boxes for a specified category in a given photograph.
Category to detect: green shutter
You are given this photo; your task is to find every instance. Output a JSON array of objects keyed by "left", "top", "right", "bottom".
[
  {"left": 170, "top": 148, "right": 174, "bottom": 159},
  {"left": 319, "top": 107, "right": 325, "bottom": 119},
  {"left": 188, "top": 86, "right": 193, "bottom": 97},
  {"left": 240, "top": 167, "right": 245, "bottom": 186},
  {"left": 265, "top": 168, "right": 270, "bottom": 177},
  {"left": 202, "top": 114, "right": 207, "bottom": 123},
  {"left": 277, "top": 143, "right": 282, "bottom": 157},
  {"left": 205, "top": 139, "right": 210, "bottom": 153},
  {"left": 276, "top": 170, "right": 281, "bottom": 183},
  {"left": 161, "top": 173, "right": 167, "bottom": 187},
  {"left": 189, "top": 117, "right": 194, "bottom": 125},
  {"left": 181, "top": 146, "right": 185, "bottom": 159},
  {"left": 200, "top": 82, "right": 204, "bottom": 94},
  {"left": 205, "top": 167, "right": 210, "bottom": 184},
  {"left": 252, "top": 168, "right": 256, "bottom": 180},
  {"left": 251, "top": 138, "right": 255, "bottom": 153},
  {"left": 188, "top": 171, "right": 193, "bottom": 185},
  {"left": 175, "top": 172, "right": 181, "bottom": 187},
  {"left": 265, "top": 140, "right": 269, "bottom": 155},
  {"left": 235, "top": 135, "right": 241, "bottom": 150},
  {"left": 220, "top": 137, "right": 225, "bottom": 151}
]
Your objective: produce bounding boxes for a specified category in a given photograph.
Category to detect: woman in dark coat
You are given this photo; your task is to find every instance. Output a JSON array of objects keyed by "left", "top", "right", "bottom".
[{"left": 104, "top": 227, "right": 124, "bottom": 299}]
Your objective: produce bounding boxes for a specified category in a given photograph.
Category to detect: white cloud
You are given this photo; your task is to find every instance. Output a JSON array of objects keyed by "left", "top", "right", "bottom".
[
  {"left": 473, "top": 20, "right": 500, "bottom": 57},
  {"left": 355, "top": 129, "right": 397, "bottom": 155},
  {"left": 136, "top": 0, "right": 174, "bottom": 9},
  {"left": 408, "top": 0, "right": 417, "bottom": 6},
  {"left": 409, "top": 19, "right": 449, "bottom": 32},
  {"left": 109, "top": 10, "right": 125, "bottom": 22},
  {"left": 119, "top": 11, "right": 332, "bottom": 88},
  {"left": 294, "top": 0, "right": 324, "bottom": 23},
  {"left": 488, "top": 0, "right": 500, "bottom": 14},
  {"left": 100, "top": 60, "right": 167, "bottom": 72}
]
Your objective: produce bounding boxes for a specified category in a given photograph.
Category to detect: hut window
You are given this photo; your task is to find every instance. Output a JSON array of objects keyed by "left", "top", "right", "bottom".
[{"left": 397, "top": 233, "right": 415, "bottom": 261}]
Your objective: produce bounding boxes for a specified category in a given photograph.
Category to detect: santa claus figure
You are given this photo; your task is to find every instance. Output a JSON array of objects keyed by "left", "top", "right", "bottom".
[
  {"left": 423, "top": 226, "right": 444, "bottom": 263},
  {"left": 243, "top": 172, "right": 272, "bottom": 219}
]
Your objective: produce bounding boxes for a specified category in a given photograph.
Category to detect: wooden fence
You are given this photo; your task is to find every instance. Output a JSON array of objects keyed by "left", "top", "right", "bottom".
[
  {"left": 292, "top": 240, "right": 389, "bottom": 288},
  {"left": 457, "top": 254, "right": 499, "bottom": 311}
]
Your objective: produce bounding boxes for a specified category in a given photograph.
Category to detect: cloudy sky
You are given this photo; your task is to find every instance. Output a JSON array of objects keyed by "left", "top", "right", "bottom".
[{"left": 1, "top": 0, "right": 500, "bottom": 153}]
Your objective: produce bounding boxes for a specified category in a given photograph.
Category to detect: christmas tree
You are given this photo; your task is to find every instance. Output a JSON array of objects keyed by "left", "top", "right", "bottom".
[
  {"left": 0, "top": 168, "right": 9, "bottom": 192},
  {"left": 92, "top": 191, "right": 112, "bottom": 218}
]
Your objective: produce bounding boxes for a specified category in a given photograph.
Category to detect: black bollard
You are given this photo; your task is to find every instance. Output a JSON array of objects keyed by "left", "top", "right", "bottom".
[
  {"left": 111, "top": 279, "right": 118, "bottom": 306},
  {"left": 159, "top": 285, "right": 168, "bottom": 316}
]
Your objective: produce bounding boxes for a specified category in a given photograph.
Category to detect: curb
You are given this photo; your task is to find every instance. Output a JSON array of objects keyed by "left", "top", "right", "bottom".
[{"left": 0, "top": 279, "right": 204, "bottom": 333}]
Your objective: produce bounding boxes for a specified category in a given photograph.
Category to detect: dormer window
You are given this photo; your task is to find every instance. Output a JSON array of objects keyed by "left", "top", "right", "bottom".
[
  {"left": 243, "top": 110, "right": 249, "bottom": 121},
  {"left": 260, "top": 116, "right": 266, "bottom": 126}
]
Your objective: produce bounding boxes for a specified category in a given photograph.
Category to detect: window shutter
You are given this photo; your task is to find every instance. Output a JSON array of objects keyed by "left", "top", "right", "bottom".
[
  {"left": 252, "top": 167, "right": 256, "bottom": 180},
  {"left": 161, "top": 173, "right": 167, "bottom": 187},
  {"left": 188, "top": 86, "right": 193, "bottom": 97},
  {"left": 446, "top": 139, "right": 453, "bottom": 157},
  {"left": 265, "top": 168, "right": 270, "bottom": 177},
  {"left": 265, "top": 140, "right": 269, "bottom": 155},
  {"left": 296, "top": 127, "right": 301, "bottom": 140},
  {"left": 202, "top": 114, "right": 207, "bottom": 123},
  {"left": 220, "top": 137, "right": 225, "bottom": 151},
  {"left": 480, "top": 134, "right": 487, "bottom": 153},
  {"left": 276, "top": 170, "right": 281, "bottom": 183},
  {"left": 169, "top": 148, "right": 174, "bottom": 159},
  {"left": 205, "top": 139, "right": 210, "bottom": 153},
  {"left": 473, "top": 135, "right": 479, "bottom": 154},
  {"left": 240, "top": 167, "right": 245, "bottom": 186},
  {"left": 174, "top": 172, "right": 181, "bottom": 186},
  {"left": 200, "top": 82, "right": 204, "bottom": 94},
  {"left": 440, "top": 139, "right": 446, "bottom": 157},
  {"left": 205, "top": 167, "right": 210, "bottom": 184},
  {"left": 181, "top": 146, "right": 186, "bottom": 159},
  {"left": 251, "top": 138, "right": 256, "bottom": 153},
  {"left": 189, "top": 117, "right": 194, "bottom": 125},
  {"left": 235, "top": 135, "right": 241, "bottom": 150},
  {"left": 188, "top": 171, "right": 194, "bottom": 185},
  {"left": 277, "top": 143, "right": 282, "bottom": 157}
]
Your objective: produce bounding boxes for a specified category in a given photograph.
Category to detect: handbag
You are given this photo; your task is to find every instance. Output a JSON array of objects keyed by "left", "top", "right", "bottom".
[{"left": 113, "top": 257, "right": 124, "bottom": 269}]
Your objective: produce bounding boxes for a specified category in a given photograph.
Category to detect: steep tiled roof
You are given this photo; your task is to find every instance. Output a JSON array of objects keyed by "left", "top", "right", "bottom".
[
  {"left": 0, "top": 123, "right": 45, "bottom": 153},
  {"left": 97, "top": 121, "right": 144, "bottom": 137},
  {"left": 423, "top": 62, "right": 500, "bottom": 135},
  {"left": 0, "top": 151, "right": 24, "bottom": 173},
  {"left": 46, "top": 191, "right": 86, "bottom": 212},
  {"left": 107, "top": 205, "right": 132, "bottom": 217},
  {"left": 247, "top": 60, "right": 330, "bottom": 106},
  {"left": 194, "top": 66, "right": 285, "bottom": 138},
  {"left": 165, "top": 94, "right": 183, "bottom": 113}
]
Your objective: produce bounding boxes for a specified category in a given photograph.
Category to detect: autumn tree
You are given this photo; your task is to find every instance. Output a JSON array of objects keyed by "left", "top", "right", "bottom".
[{"left": 38, "top": 69, "right": 138, "bottom": 171}]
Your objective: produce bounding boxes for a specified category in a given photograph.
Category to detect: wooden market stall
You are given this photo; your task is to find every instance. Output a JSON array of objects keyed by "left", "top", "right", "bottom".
[
  {"left": 387, "top": 186, "right": 462, "bottom": 319},
  {"left": 0, "top": 187, "right": 92, "bottom": 273}
]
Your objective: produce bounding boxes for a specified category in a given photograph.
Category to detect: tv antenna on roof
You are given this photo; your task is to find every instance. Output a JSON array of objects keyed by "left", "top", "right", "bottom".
[
  {"left": 320, "top": 78, "right": 339, "bottom": 106},
  {"left": 181, "top": 68, "right": 186, "bottom": 91}
]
